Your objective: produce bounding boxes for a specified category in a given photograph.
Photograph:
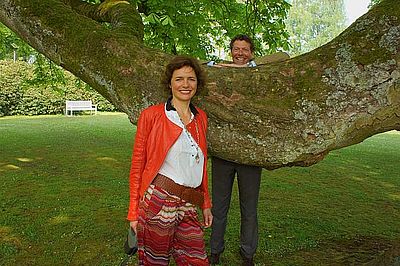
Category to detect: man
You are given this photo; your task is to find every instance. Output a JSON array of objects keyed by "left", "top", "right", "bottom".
[{"left": 208, "top": 34, "right": 262, "bottom": 266}]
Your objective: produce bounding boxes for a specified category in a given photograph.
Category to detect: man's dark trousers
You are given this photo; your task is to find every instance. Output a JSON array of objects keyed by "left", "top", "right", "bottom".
[{"left": 210, "top": 157, "right": 262, "bottom": 259}]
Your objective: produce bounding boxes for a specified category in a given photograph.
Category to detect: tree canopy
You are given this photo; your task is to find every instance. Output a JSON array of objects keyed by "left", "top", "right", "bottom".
[
  {"left": 133, "top": 0, "right": 291, "bottom": 59},
  {"left": 0, "top": 0, "right": 399, "bottom": 169},
  {"left": 70, "top": 0, "right": 291, "bottom": 59}
]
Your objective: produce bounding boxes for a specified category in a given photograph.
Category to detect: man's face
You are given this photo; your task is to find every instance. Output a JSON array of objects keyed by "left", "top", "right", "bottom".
[{"left": 231, "top": 40, "right": 253, "bottom": 65}]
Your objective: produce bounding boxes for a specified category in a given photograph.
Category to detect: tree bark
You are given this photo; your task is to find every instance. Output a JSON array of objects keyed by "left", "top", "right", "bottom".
[{"left": 1, "top": 0, "right": 399, "bottom": 169}]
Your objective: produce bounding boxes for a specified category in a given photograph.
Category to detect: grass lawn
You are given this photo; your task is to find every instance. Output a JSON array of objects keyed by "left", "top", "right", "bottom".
[{"left": 1, "top": 113, "right": 399, "bottom": 265}]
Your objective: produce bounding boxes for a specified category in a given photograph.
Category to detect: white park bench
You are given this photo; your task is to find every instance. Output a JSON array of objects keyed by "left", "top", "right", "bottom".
[{"left": 65, "top": 100, "right": 97, "bottom": 116}]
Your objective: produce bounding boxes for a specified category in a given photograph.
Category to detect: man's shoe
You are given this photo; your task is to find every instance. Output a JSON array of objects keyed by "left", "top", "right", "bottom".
[
  {"left": 241, "top": 257, "right": 254, "bottom": 266},
  {"left": 209, "top": 253, "right": 220, "bottom": 265},
  {"left": 240, "top": 250, "right": 254, "bottom": 266}
]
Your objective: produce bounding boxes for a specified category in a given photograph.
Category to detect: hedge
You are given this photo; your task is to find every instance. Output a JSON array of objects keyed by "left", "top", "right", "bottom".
[{"left": 0, "top": 60, "right": 117, "bottom": 117}]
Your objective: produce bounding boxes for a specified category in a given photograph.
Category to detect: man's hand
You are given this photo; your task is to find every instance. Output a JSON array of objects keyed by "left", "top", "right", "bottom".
[
  {"left": 217, "top": 63, "right": 249, "bottom": 68},
  {"left": 202, "top": 208, "right": 213, "bottom": 228}
]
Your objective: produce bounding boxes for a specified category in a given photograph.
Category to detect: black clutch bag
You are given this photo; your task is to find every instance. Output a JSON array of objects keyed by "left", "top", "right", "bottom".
[{"left": 124, "top": 227, "right": 138, "bottom": 255}]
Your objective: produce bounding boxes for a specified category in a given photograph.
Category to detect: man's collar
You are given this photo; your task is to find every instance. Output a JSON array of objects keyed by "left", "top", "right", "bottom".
[{"left": 166, "top": 97, "right": 198, "bottom": 115}]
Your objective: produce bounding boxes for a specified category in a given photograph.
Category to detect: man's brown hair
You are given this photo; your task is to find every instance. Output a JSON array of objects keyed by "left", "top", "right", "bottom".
[{"left": 229, "top": 34, "right": 255, "bottom": 52}]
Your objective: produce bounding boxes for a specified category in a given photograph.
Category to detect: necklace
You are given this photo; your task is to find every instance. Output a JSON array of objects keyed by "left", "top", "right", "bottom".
[{"left": 177, "top": 112, "right": 200, "bottom": 164}]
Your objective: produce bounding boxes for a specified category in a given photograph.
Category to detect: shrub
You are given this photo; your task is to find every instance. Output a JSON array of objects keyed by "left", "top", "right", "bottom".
[
  {"left": 0, "top": 61, "right": 28, "bottom": 116},
  {"left": 0, "top": 60, "right": 117, "bottom": 117}
]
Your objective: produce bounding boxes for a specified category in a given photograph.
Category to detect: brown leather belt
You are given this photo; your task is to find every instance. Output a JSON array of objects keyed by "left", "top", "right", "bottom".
[{"left": 152, "top": 174, "right": 204, "bottom": 207}]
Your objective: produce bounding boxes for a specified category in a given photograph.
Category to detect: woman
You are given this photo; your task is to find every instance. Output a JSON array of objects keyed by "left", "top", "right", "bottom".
[{"left": 127, "top": 56, "right": 212, "bottom": 265}]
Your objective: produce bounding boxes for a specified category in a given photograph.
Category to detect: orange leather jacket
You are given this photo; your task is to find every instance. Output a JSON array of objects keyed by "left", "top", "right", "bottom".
[{"left": 127, "top": 101, "right": 211, "bottom": 221}]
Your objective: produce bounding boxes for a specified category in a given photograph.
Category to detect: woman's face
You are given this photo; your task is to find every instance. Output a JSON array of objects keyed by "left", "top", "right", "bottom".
[{"left": 170, "top": 66, "right": 197, "bottom": 103}]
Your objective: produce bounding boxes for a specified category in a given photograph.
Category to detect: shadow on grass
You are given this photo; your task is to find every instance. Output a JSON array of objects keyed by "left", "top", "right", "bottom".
[{"left": 298, "top": 237, "right": 400, "bottom": 266}]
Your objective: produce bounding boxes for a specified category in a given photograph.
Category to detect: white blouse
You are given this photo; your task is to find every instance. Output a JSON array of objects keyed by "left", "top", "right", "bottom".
[{"left": 158, "top": 104, "right": 204, "bottom": 188}]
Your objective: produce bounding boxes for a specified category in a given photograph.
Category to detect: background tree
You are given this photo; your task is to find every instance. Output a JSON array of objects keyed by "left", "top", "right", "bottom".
[
  {"left": 1, "top": 22, "right": 69, "bottom": 87},
  {"left": 285, "top": 0, "right": 347, "bottom": 56},
  {"left": 0, "top": 22, "right": 33, "bottom": 60},
  {"left": 0, "top": 0, "right": 399, "bottom": 169}
]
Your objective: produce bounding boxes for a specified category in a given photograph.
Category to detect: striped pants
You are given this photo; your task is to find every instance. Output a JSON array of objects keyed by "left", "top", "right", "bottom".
[{"left": 137, "top": 184, "right": 209, "bottom": 265}]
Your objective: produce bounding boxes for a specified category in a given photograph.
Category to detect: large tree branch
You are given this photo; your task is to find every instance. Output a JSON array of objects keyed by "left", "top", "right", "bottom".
[
  {"left": 1, "top": 0, "right": 399, "bottom": 169},
  {"left": 63, "top": 0, "right": 143, "bottom": 40}
]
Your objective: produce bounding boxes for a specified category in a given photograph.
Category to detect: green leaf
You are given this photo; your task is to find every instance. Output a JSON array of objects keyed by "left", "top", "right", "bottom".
[{"left": 145, "top": 13, "right": 160, "bottom": 24}]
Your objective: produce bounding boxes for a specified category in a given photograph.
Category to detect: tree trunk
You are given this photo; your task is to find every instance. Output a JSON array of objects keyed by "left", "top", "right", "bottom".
[{"left": 1, "top": 0, "right": 399, "bottom": 169}]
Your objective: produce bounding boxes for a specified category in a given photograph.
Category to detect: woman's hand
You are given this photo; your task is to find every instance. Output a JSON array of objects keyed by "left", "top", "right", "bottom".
[
  {"left": 130, "top": 220, "right": 138, "bottom": 233},
  {"left": 202, "top": 208, "right": 213, "bottom": 228}
]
